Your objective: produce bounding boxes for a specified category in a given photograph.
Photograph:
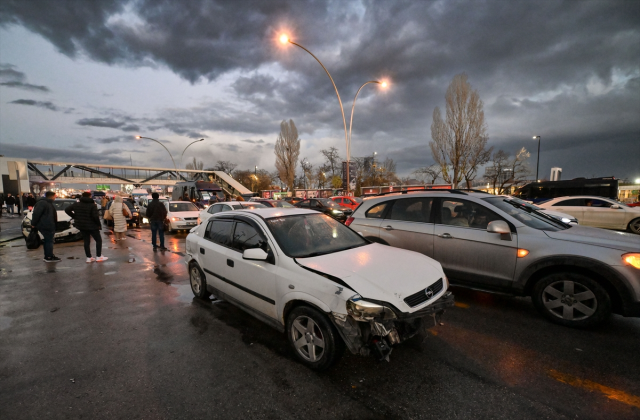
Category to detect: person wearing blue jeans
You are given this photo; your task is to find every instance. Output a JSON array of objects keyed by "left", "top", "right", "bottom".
[
  {"left": 31, "top": 191, "right": 60, "bottom": 262},
  {"left": 145, "top": 193, "right": 168, "bottom": 251}
]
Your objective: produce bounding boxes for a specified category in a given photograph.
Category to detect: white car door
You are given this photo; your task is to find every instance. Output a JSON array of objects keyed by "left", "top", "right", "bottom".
[
  {"left": 223, "top": 219, "right": 278, "bottom": 319},
  {"left": 197, "top": 218, "right": 235, "bottom": 297},
  {"left": 582, "top": 198, "right": 626, "bottom": 229},
  {"left": 548, "top": 198, "right": 586, "bottom": 224}
]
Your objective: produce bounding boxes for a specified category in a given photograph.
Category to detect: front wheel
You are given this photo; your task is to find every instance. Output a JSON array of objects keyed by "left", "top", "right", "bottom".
[
  {"left": 286, "top": 306, "right": 344, "bottom": 370},
  {"left": 628, "top": 218, "right": 640, "bottom": 235},
  {"left": 532, "top": 272, "right": 611, "bottom": 328}
]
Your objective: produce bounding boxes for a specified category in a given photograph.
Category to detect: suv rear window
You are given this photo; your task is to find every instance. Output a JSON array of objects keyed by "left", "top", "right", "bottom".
[
  {"left": 387, "top": 198, "right": 432, "bottom": 223},
  {"left": 365, "top": 202, "right": 388, "bottom": 218}
]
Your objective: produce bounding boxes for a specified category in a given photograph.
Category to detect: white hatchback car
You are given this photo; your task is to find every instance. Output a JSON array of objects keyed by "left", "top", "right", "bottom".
[
  {"left": 197, "top": 201, "right": 267, "bottom": 225},
  {"left": 538, "top": 196, "right": 640, "bottom": 234},
  {"left": 164, "top": 201, "right": 201, "bottom": 233},
  {"left": 21, "top": 199, "right": 81, "bottom": 242},
  {"left": 185, "top": 208, "right": 454, "bottom": 370}
]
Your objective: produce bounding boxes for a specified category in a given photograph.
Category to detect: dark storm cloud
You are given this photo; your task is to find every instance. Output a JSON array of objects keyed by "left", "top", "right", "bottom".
[
  {"left": 0, "top": 63, "right": 50, "bottom": 91},
  {"left": 77, "top": 117, "right": 125, "bottom": 129},
  {"left": 2, "top": 0, "right": 638, "bottom": 177},
  {"left": 10, "top": 99, "right": 58, "bottom": 111},
  {"left": 96, "top": 135, "right": 128, "bottom": 144},
  {"left": 0, "top": 143, "right": 131, "bottom": 164}
]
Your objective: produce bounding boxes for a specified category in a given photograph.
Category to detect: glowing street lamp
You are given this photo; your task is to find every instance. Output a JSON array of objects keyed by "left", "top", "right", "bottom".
[{"left": 135, "top": 136, "right": 178, "bottom": 174}]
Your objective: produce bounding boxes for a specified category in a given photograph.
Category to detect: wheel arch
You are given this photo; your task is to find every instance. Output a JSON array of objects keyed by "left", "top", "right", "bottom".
[
  {"left": 520, "top": 256, "right": 628, "bottom": 315},
  {"left": 280, "top": 295, "right": 332, "bottom": 326}
]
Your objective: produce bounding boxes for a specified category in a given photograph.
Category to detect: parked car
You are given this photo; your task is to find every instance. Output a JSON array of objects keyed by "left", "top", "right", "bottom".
[
  {"left": 330, "top": 196, "right": 363, "bottom": 210},
  {"left": 185, "top": 208, "right": 454, "bottom": 369},
  {"left": 198, "top": 201, "right": 267, "bottom": 225},
  {"left": 294, "top": 198, "right": 352, "bottom": 223},
  {"left": 348, "top": 190, "right": 640, "bottom": 327},
  {"left": 138, "top": 195, "right": 169, "bottom": 223},
  {"left": 22, "top": 199, "right": 82, "bottom": 242},
  {"left": 283, "top": 197, "right": 304, "bottom": 205},
  {"left": 247, "top": 199, "right": 296, "bottom": 208},
  {"left": 164, "top": 201, "right": 201, "bottom": 233},
  {"left": 104, "top": 199, "right": 140, "bottom": 228},
  {"left": 537, "top": 196, "right": 640, "bottom": 234},
  {"left": 507, "top": 197, "right": 578, "bottom": 224}
]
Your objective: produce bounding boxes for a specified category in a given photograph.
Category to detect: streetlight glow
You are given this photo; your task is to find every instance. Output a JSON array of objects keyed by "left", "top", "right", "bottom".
[
  {"left": 381, "top": 81, "right": 388, "bottom": 88},
  {"left": 279, "top": 34, "right": 289, "bottom": 44}
]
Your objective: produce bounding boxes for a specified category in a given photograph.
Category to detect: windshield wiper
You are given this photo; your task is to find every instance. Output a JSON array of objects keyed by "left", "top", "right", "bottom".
[{"left": 503, "top": 199, "right": 570, "bottom": 229}]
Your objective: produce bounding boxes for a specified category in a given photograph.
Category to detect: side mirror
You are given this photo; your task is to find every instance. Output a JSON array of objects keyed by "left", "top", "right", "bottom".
[
  {"left": 243, "top": 248, "right": 268, "bottom": 261},
  {"left": 487, "top": 220, "right": 510, "bottom": 234},
  {"left": 611, "top": 204, "right": 621, "bottom": 209}
]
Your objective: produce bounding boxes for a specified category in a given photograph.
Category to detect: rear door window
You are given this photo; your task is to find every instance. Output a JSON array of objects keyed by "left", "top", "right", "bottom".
[
  {"left": 365, "top": 202, "right": 388, "bottom": 218},
  {"left": 206, "top": 220, "right": 233, "bottom": 246},
  {"left": 387, "top": 198, "right": 433, "bottom": 223}
]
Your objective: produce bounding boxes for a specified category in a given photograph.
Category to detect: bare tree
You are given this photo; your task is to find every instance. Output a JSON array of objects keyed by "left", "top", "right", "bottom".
[
  {"left": 321, "top": 147, "right": 341, "bottom": 177},
  {"left": 430, "top": 73, "right": 490, "bottom": 188},
  {"left": 185, "top": 157, "right": 203, "bottom": 170},
  {"left": 274, "top": 119, "right": 300, "bottom": 192},
  {"left": 412, "top": 164, "right": 441, "bottom": 184},
  {"left": 485, "top": 148, "right": 531, "bottom": 194},
  {"left": 211, "top": 160, "right": 237, "bottom": 174},
  {"left": 300, "top": 158, "right": 314, "bottom": 189}
]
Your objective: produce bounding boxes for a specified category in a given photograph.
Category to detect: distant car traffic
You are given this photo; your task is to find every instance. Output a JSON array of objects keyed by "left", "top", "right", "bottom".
[
  {"left": 283, "top": 197, "right": 303, "bottom": 205},
  {"left": 348, "top": 190, "right": 640, "bottom": 327},
  {"left": 537, "top": 196, "right": 640, "bottom": 234},
  {"left": 22, "top": 199, "right": 82, "bottom": 242},
  {"left": 198, "top": 201, "right": 267, "bottom": 226},
  {"left": 507, "top": 197, "right": 578, "bottom": 224},
  {"left": 330, "top": 196, "right": 363, "bottom": 210},
  {"left": 185, "top": 208, "right": 454, "bottom": 369},
  {"left": 294, "top": 198, "right": 352, "bottom": 223},
  {"left": 164, "top": 201, "right": 201, "bottom": 233}
]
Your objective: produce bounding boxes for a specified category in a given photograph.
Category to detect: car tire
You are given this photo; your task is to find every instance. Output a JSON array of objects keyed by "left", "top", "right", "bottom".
[
  {"left": 286, "top": 306, "right": 344, "bottom": 370},
  {"left": 189, "top": 263, "right": 210, "bottom": 299},
  {"left": 627, "top": 218, "right": 640, "bottom": 235},
  {"left": 532, "top": 272, "right": 611, "bottom": 328},
  {"left": 166, "top": 222, "right": 173, "bottom": 234}
]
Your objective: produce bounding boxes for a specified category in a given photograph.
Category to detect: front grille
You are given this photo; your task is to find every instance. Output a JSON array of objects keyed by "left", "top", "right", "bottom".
[
  {"left": 184, "top": 217, "right": 198, "bottom": 221},
  {"left": 403, "top": 278, "right": 444, "bottom": 308},
  {"left": 55, "top": 221, "right": 71, "bottom": 232}
]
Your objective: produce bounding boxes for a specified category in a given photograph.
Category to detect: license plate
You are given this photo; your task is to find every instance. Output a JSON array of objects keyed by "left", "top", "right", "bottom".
[{"left": 187, "top": 222, "right": 196, "bottom": 226}]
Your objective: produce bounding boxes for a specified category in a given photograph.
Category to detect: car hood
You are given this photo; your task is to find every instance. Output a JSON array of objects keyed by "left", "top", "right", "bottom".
[
  {"left": 296, "top": 243, "right": 444, "bottom": 309},
  {"left": 544, "top": 225, "right": 640, "bottom": 251},
  {"left": 25, "top": 211, "right": 72, "bottom": 223}
]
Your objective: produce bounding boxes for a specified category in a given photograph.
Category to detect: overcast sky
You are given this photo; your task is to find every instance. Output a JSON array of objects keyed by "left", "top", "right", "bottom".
[{"left": 0, "top": 0, "right": 638, "bottom": 182}]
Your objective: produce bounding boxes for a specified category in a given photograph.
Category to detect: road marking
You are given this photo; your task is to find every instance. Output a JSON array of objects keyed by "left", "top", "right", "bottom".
[
  {"left": 454, "top": 302, "right": 470, "bottom": 308},
  {"left": 548, "top": 369, "right": 640, "bottom": 409}
]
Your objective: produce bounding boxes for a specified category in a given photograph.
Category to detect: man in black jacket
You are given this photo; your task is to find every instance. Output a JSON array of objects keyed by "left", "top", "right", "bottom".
[
  {"left": 65, "top": 192, "right": 108, "bottom": 263},
  {"left": 145, "top": 192, "right": 168, "bottom": 251},
  {"left": 5, "top": 193, "right": 16, "bottom": 216},
  {"left": 31, "top": 191, "right": 59, "bottom": 262}
]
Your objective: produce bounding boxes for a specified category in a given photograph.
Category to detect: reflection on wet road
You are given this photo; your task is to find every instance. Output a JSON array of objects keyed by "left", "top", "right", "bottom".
[{"left": 1, "top": 224, "right": 639, "bottom": 419}]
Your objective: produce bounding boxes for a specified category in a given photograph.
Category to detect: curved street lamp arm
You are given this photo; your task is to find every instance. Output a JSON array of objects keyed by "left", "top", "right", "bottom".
[
  {"left": 181, "top": 138, "right": 205, "bottom": 168},
  {"left": 137, "top": 136, "right": 178, "bottom": 174},
  {"left": 348, "top": 80, "right": 381, "bottom": 160},
  {"left": 289, "top": 41, "right": 349, "bottom": 165}
]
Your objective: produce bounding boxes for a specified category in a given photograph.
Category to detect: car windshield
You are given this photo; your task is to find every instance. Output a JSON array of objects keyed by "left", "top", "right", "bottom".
[
  {"left": 483, "top": 197, "right": 569, "bottom": 231},
  {"left": 273, "top": 201, "right": 295, "bottom": 208},
  {"left": 317, "top": 198, "right": 340, "bottom": 208},
  {"left": 53, "top": 200, "right": 75, "bottom": 210},
  {"left": 266, "top": 213, "right": 368, "bottom": 258},
  {"left": 168, "top": 202, "right": 199, "bottom": 212}
]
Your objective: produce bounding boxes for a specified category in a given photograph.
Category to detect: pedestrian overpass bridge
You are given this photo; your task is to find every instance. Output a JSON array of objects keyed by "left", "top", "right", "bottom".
[{"left": 25, "top": 159, "right": 252, "bottom": 198}]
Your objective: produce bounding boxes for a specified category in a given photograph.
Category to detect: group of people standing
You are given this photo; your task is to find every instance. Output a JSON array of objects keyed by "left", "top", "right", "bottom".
[
  {"left": 29, "top": 191, "right": 169, "bottom": 263},
  {"left": 1, "top": 193, "right": 36, "bottom": 216}
]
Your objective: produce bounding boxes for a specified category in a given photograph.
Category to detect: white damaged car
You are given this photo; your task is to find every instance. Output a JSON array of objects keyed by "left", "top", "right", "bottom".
[
  {"left": 22, "top": 199, "right": 82, "bottom": 242},
  {"left": 185, "top": 208, "right": 454, "bottom": 370}
]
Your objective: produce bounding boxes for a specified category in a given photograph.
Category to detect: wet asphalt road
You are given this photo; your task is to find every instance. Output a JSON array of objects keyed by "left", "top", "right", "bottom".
[{"left": 1, "top": 221, "right": 639, "bottom": 419}]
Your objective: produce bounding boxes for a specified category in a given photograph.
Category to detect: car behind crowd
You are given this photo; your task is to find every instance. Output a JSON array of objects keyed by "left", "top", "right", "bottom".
[
  {"left": 197, "top": 201, "right": 267, "bottom": 225},
  {"left": 537, "top": 196, "right": 640, "bottom": 234},
  {"left": 104, "top": 199, "right": 140, "bottom": 228},
  {"left": 22, "top": 199, "right": 82, "bottom": 242},
  {"left": 185, "top": 208, "right": 454, "bottom": 369},
  {"left": 347, "top": 190, "right": 640, "bottom": 328},
  {"left": 164, "top": 201, "right": 201, "bottom": 233},
  {"left": 294, "top": 198, "right": 353, "bottom": 223}
]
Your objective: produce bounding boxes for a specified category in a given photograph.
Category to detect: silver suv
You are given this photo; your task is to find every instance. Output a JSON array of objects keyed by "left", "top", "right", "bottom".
[{"left": 348, "top": 190, "right": 640, "bottom": 327}]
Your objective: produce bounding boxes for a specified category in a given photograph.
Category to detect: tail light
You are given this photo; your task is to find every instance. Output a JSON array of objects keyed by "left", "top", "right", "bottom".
[{"left": 345, "top": 216, "right": 355, "bottom": 226}]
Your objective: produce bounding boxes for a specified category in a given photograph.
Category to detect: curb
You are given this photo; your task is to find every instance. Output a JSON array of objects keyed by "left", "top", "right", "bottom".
[{"left": 0, "top": 236, "right": 24, "bottom": 244}]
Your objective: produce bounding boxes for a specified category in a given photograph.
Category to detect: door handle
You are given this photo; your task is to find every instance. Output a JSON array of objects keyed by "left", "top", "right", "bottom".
[
  {"left": 383, "top": 225, "right": 393, "bottom": 230},
  {"left": 200, "top": 247, "right": 205, "bottom": 255},
  {"left": 227, "top": 259, "right": 234, "bottom": 268},
  {"left": 438, "top": 233, "right": 452, "bottom": 239}
]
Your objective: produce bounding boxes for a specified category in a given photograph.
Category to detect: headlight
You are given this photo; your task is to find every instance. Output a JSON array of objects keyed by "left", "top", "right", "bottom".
[
  {"left": 331, "top": 209, "right": 344, "bottom": 215},
  {"left": 623, "top": 253, "right": 640, "bottom": 270},
  {"left": 171, "top": 217, "right": 183, "bottom": 222},
  {"left": 346, "top": 296, "right": 396, "bottom": 320},
  {"left": 561, "top": 217, "right": 571, "bottom": 223}
]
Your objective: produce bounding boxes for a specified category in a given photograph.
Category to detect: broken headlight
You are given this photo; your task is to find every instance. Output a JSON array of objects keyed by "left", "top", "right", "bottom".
[{"left": 346, "top": 296, "right": 397, "bottom": 321}]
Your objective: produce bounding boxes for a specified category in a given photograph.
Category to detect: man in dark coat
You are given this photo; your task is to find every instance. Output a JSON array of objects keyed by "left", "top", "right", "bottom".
[
  {"left": 5, "top": 193, "right": 16, "bottom": 216},
  {"left": 65, "top": 192, "right": 107, "bottom": 263},
  {"left": 145, "top": 192, "right": 168, "bottom": 251},
  {"left": 26, "top": 194, "right": 36, "bottom": 209},
  {"left": 31, "top": 191, "right": 60, "bottom": 262}
]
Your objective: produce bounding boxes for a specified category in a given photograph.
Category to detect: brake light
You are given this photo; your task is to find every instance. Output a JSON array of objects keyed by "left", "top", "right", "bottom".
[{"left": 345, "top": 216, "right": 355, "bottom": 226}]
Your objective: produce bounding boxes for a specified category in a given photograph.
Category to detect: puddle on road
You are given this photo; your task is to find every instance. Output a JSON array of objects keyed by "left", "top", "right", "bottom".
[
  {"left": 154, "top": 266, "right": 174, "bottom": 284},
  {"left": 171, "top": 284, "right": 194, "bottom": 304},
  {"left": 104, "top": 271, "right": 116, "bottom": 276}
]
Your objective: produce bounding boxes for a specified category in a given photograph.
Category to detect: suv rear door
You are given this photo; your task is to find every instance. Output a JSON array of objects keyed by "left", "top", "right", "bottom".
[
  {"left": 433, "top": 198, "right": 518, "bottom": 289},
  {"left": 378, "top": 197, "right": 436, "bottom": 257}
]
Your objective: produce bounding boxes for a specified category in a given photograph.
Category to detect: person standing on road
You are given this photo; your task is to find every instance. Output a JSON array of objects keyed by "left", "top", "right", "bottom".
[
  {"left": 111, "top": 196, "right": 131, "bottom": 241},
  {"left": 65, "top": 192, "right": 107, "bottom": 263},
  {"left": 31, "top": 191, "right": 60, "bottom": 262},
  {"left": 5, "top": 193, "right": 15, "bottom": 216},
  {"left": 26, "top": 193, "right": 36, "bottom": 210},
  {"left": 145, "top": 192, "right": 168, "bottom": 251}
]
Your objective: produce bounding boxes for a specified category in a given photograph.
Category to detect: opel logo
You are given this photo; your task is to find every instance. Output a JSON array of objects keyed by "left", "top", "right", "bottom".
[{"left": 425, "top": 288, "right": 434, "bottom": 299}]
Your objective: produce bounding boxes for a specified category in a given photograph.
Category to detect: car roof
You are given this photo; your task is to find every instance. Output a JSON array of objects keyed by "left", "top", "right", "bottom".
[
  {"left": 545, "top": 196, "right": 615, "bottom": 200},
  {"left": 226, "top": 207, "right": 317, "bottom": 219}
]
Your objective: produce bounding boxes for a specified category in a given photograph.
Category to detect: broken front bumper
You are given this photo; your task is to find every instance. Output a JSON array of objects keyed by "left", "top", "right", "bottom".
[{"left": 331, "top": 291, "right": 455, "bottom": 360}]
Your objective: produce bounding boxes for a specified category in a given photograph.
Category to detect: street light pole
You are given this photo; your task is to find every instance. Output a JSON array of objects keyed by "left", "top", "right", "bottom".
[
  {"left": 181, "top": 138, "right": 204, "bottom": 168},
  {"left": 533, "top": 135, "right": 541, "bottom": 182},
  {"left": 135, "top": 136, "right": 178, "bottom": 176}
]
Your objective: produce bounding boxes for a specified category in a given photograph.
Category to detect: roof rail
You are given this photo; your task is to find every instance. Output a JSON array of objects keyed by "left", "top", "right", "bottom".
[
  {"left": 374, "top": 188, "right": 467, "bottom": 197},
  {"left": 455, "top": 188, "right": 490, "bottom": 194}
]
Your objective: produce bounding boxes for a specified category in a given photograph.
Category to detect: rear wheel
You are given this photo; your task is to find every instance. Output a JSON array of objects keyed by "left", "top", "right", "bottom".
[
  {"left": 628, "top": 218, "right": 640, "bottom": 234},
  {"left": 189, "top": 264, "right": 210, "bottom": 299},
  {"left": 532, "top": 272, "right": 611, "bottom": 328},
  {"left": 286, "top": 306, "right": 344, "bottom": 370}
]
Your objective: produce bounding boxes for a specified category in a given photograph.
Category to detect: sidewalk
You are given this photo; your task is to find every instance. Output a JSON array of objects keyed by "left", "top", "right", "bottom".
[{"left": 0, "top": 214, "right": 24, "bottom": 243}]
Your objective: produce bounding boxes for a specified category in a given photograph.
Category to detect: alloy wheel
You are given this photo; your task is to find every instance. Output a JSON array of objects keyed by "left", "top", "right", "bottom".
[
  {"left": 629, "top": 218, "right": 640, "bottom": 234},
  {"left": 291, "top": 315, "right": 325, "bottom": 362},
  {"left": 190, "top": 266, "right": 202, "bottom": 295},
  {"left": 542, "top": 280, "right": 597, "bottom": 321}
]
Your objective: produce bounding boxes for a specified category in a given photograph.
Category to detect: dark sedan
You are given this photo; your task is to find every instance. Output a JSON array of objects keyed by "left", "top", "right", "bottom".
[{"left": 294, "top": 198, "right": 352, "bottom": 223}]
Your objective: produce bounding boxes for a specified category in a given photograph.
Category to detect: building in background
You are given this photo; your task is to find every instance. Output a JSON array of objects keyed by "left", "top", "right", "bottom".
[{"left": 550, "top": 167, "right": 562, "bottom": 181}]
